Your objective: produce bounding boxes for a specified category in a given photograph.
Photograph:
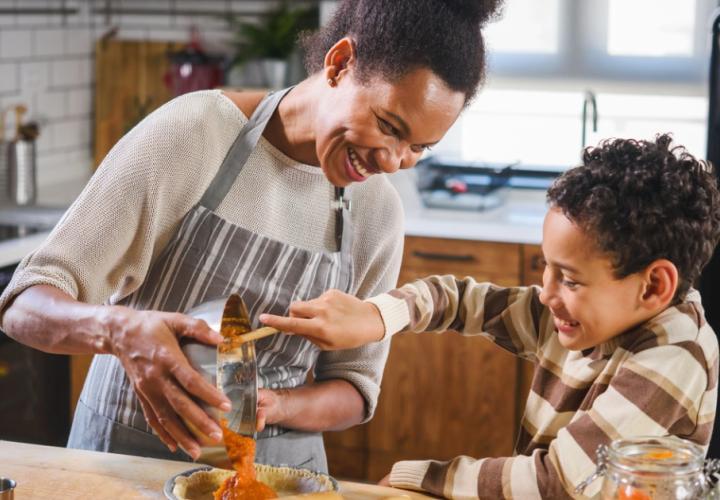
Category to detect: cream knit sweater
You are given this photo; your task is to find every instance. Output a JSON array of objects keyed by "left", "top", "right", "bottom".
[{"left": 0, "top": 89, "right": 404, "bottom": 417}]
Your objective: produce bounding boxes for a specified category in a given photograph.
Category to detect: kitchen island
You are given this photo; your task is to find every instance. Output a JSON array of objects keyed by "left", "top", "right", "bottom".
[{"left": 0, "top": 440, "right": 432, "bottom": 499}]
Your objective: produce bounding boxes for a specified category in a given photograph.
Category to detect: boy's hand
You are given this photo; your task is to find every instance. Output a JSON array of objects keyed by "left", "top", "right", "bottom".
[{"left": 259, "top": 289, "right": 385, "bottom": 350}]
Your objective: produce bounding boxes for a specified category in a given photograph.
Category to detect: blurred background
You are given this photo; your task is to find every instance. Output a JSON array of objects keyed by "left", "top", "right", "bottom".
[{"left": 1, "top": 0, "right": 720, "bottom": 480}]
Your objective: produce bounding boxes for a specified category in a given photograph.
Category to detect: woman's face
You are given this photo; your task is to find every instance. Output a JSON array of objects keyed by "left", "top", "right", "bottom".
[{"left": 314, "top": 67, "right": 466, "bottom": 187}]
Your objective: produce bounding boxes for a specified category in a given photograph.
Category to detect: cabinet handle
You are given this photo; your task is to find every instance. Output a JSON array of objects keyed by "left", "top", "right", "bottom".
[
  {"left": 530, "top": 254, "right": 545, "bottom": 271},
  {"left": 412, "top": 250, "right": 477, "bottom": 262}
]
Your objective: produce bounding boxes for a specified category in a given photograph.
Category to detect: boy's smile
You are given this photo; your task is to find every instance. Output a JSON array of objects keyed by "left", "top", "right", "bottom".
[{"left": 538, "top": 208, "right": 656, "bottom": 351}]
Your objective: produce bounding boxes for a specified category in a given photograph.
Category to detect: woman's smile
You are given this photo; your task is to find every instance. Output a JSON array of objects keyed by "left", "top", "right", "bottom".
[{"left": 344, "top": 146, "right": 377, "bottom": 182}]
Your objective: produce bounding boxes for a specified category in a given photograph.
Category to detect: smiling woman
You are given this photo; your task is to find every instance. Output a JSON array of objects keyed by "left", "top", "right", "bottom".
[{"left": 0, "top": 0, "right": 503, "bottom": 477}]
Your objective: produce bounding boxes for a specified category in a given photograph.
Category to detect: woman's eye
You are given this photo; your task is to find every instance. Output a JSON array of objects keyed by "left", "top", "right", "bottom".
[
  {"left": 377, "top": 117, "right": 399, "bottom": 137},
  {"left": 411, "top": 144, "right": 433, "bottom": 154}
]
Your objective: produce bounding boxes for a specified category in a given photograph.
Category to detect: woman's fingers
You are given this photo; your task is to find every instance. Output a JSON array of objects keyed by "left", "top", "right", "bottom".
[
  {"left": 138, "top": 379, "right": 202, "bottom": 459},
  {"left": 161, "top": 382, "right": 223, "bottom": 444},
  {"left": 165, "top": 313, "right": 224, "bottom": 345},
  {"left": 169, "top": 355, "right": 231, "bottom": 411},
  {"left": 259, "top": 313, "right": 318, "bottom": 336},
  {"left": 136, "top": 390, "right": 177, "bottom": 452}
]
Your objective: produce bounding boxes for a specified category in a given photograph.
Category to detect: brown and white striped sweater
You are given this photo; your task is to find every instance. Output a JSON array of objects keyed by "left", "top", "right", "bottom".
[{"left": 366, "top": 275, "right": 719, "bottom": 499}]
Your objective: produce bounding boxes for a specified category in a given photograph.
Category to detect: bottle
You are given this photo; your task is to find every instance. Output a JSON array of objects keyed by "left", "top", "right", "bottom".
[{"left": 576, "top": 436, "right": 720, "bottom": 499}]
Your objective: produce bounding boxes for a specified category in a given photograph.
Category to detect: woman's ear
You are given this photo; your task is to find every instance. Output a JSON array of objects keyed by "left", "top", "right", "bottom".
[
  {"left": 323, "top": 37, "right": 356, "bottom": 85},
  {"left": 640, "top": 259, "right": 678, "bottom": 310}
]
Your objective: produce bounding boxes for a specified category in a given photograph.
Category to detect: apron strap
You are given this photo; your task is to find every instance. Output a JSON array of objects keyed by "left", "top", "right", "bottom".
[
  {"left": 199, "top": 86, "right": 355, "bottom": 263},
  {"left": 199, "top": 87, "right": 293, "bottom": 211}
]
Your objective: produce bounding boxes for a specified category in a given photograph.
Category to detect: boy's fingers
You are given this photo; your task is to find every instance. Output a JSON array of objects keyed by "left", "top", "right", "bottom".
[
  {"left": 259, "top": 314, "right": 315, "bottom": 335},
  {"left": 287, "top": 300, "right": 323, "bottom": 317}
]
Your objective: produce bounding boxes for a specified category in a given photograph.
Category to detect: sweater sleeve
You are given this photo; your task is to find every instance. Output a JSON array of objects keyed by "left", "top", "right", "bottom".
[
  {"left": 367, "top": 275, "right": 547, "bottom": 360},
  {"left": 313, "top": 177, "right": 404, "bottom": 421},
  {"left": 389, "top": 339, "right": 717, "bottom": 499},
  {"left": 0, "top": 91, "right": 237, "bottom": 322}
]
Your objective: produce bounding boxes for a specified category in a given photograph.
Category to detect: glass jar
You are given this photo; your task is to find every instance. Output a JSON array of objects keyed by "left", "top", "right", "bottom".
[{"left": 576, "top": 436, "right": 720, "bottom": 499}]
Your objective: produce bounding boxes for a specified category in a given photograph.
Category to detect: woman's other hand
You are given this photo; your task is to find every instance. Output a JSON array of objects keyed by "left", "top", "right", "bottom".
[
  {"left": 106, "top": 306, "right": 232, "bottom": 459},
  {"left": 258, "top": 289, "right": 385, "bottom": 350},
  {"left": 378, "top": 473, "right": 391, "bottom": 487},
  {"left": 256, "top": 388, "right": 289, "bottom": 432}
]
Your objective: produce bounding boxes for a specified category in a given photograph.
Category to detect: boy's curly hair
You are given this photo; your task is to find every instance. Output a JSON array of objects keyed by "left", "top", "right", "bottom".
[{"left": 547, "top": 133, "right": 720, "bottom": 299}]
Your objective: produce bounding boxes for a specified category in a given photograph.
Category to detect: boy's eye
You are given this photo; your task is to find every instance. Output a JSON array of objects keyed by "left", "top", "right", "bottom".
[{"left": 561, "top": 278, "right": 579, "bottom": 289}]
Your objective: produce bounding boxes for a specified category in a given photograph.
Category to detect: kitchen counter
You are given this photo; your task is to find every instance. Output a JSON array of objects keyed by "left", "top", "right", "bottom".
[
  {"left": 0, "top": 168, "right": 547, "bottom": 270},
  {"left": 0, "top": 440, "right": 432, "bottom": 499},
  {"left": 389, "top": 169, "right": 546, "bottom": 245},
  {"left": 0, "top": 172, "right": 91, "bottom": 268}
]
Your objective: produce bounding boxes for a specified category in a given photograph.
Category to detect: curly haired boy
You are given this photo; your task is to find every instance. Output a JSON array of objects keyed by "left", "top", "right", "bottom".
[{"left": 261, "top": 134, "right": 720, "bottom": 499}]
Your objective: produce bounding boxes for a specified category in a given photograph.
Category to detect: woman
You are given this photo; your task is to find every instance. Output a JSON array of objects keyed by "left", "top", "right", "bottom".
[{"left": 0, "top": 0, "right": 501, "bottom": 471}]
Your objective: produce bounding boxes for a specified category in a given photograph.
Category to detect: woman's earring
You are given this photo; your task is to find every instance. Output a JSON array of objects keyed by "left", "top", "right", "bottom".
[{"left": 327, "top": 77, "right": 336, "bottom": 87}]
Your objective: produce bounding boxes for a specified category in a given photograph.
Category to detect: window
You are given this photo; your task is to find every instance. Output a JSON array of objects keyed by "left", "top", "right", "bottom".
[{"left": 484, "top": 0, "right": 717, "bottom": 83}]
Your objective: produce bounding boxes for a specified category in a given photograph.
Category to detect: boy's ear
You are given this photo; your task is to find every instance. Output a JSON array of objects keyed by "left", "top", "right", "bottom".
[
  {"left": 640, "top": 259, "right": 678, "bottom": 310},
  {"left": 323, "top": 37, "right": 356, "bottom": 83}
]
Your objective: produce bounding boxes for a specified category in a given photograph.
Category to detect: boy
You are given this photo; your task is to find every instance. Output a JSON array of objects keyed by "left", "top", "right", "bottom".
[{"left": 260, "top": 134, "right": 720, "bottom": 499}]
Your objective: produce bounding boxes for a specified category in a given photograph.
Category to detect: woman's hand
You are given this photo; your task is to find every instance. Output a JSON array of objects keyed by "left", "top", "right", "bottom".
[
  {"left": 256, "top": 388, "right": 289, "bottom": 432},
  {"left": 106, "top": 306, "right": 232, "bottom": 459},
  {"left": 258, "top": 289, "right": 385, "bottom": 350},
  {"left": 378, "top": 473, "right": 391, "bottom": 487}
]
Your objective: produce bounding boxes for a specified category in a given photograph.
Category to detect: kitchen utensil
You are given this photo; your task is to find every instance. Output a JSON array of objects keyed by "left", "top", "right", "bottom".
[
  {"left": 216, "top": 294, "right": 258, "bottom": 436},
  {"left": 12, "top": 105, "right": 26, "bottom": 142},
  {"left": 7, "top": 139, "right": 36, "bottom": 206},
  {"left": 183, "top": 294, "right": 279, "bottom": 438},
  {"left": 0, "top": 478, "right": 16, "bottom": 500}
]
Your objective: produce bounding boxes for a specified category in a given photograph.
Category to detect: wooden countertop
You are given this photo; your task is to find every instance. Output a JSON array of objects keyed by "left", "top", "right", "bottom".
[{"left": 0, "top": 440, "right": 433, "bottom": 499}]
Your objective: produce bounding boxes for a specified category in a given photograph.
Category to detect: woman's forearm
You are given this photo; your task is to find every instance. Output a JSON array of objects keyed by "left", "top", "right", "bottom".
[
  {"left": 2, "top": 284, "right": 114, "bottom": 355},
  {"left": 273, "top": 379, "right": 366, "bottom": 432}
]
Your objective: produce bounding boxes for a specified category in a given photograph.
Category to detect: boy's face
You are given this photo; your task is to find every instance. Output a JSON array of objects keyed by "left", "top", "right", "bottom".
[{"left": 539, "top": 208, "right": 650, "bottom": 351}]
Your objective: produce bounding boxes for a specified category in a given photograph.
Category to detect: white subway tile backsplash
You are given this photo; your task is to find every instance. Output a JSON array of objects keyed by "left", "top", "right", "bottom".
[
  {"left": 0, "top": 61, "right": 17, "bottom": 93},
  {"left": 66, "top": 87, "right": 90, "bottom": 116},
  {"left": 2, "top": 0, "right": 269, "bottom": 186},
  {"left": 64, "top": 27, "right": 92, "bottom": 55},
  {"left": 34, "top": 28, "right": 65, "bottom": 57},
  {"left": 35, "top": 121, "right": 53, "bottom": 152},
  {"left": 0, "top": 29, "right": 32, "bottom": 58},
  {"left": 52, "top": 116, "right": 90, "bottom": 149},
  {"left": 36, "top": 89, "right": 65, "bottom": 120},
  {"left": 19, "top": 60, "right": 48, "bottom": 91},
  {"left": 50, "top": 57, "right": 91, "bottom": 87}
]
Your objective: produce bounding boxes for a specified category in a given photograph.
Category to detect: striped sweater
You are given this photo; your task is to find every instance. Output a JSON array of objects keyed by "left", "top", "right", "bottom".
[{"left": 366, "top": 275, "right": 719, "bottom": 499}]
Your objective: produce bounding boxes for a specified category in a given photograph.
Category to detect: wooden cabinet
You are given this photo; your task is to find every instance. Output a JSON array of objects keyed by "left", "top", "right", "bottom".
[{"left": 325, "top": 237, "right": 543, "bottom": 481}]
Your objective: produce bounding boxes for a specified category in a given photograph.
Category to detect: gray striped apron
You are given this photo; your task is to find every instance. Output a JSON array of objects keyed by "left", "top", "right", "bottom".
[{"left": 67, "top": 88, "right": 354, "bottom": 473}]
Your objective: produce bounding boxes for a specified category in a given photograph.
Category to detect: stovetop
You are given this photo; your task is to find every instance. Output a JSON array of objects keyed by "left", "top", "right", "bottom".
[
  {"left": 416, "top": 156, "right": 561, "bottom": 211},
  {"left": 0, "top": 224, "right": 44, "bottom": 242},
  {"left": 0, "top": 205, "right": 66, "bottom": 243}
]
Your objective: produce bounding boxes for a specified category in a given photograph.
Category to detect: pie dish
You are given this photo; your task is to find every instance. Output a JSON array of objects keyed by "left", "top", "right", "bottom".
[{"left": 164, "top": 464, "right": 339, "bottom": 499}]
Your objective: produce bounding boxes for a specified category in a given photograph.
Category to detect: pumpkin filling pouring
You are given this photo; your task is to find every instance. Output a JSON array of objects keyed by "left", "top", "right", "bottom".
[{"left": 213, "top": 421, "right": 277, "bottom": 500}]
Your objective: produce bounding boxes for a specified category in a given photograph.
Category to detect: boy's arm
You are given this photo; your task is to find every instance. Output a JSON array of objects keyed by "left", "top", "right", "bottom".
[
  {"left": 261, "top": 275, "right": 546, "bottom": 356},
  {"left": 387, "top": 340, "right": 718, "bottom": 499}
]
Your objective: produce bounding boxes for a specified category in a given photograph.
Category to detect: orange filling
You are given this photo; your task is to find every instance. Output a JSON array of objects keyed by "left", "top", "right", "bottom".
[
  {"left": 213, "top": 422, "right": 277, "bottom": 500},
  {"left": 640, "top": 450, "right": 674, "bottom": 460}
]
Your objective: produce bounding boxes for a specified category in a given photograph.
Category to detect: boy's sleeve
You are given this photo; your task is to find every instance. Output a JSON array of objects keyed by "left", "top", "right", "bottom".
[
  {"left": 366, "top": 275, "right": 548, "bottom": 359},
  {"left": 388, "top": 340, "right": 718, "bottom": 499}
]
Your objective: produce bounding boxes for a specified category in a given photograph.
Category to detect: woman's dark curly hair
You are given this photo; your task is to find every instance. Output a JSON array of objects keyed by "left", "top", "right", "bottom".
[
  {"left": 547, "top": 134, "right": 720, "bottom": 299},
  {"left": 300, "top": 0, "right": 503, "bottom": 105}
]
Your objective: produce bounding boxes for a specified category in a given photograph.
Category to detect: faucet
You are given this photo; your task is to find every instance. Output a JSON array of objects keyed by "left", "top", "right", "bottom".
[{"left": 581, "top": 90, "right": 598, "bottom": 151}]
